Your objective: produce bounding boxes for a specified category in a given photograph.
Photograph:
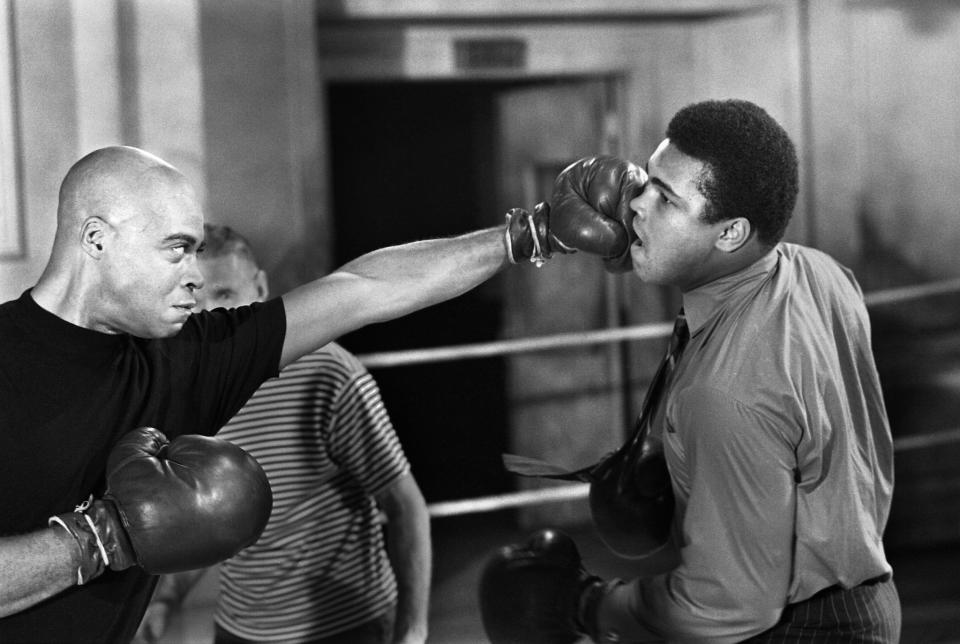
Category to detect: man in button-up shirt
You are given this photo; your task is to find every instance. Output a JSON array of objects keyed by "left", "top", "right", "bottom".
[{"left": 589, "top": 100, "right": 899, "bottom": 642}]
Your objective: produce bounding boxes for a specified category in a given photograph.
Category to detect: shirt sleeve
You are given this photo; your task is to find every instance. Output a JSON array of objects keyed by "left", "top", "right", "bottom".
[
  {"left": 326, "top": 351, "right": 410, "bottom": 496},
  {"left": 597, "top": 385, "right": 797, "bottom": 642},
  {"left": 166, "top": 297, "right": 286, "bottom": 437}
]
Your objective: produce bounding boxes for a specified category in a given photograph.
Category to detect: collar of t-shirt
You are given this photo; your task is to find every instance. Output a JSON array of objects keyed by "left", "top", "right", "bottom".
[{"left": 17, "top": 289, "right": 128, "bottom": 357}]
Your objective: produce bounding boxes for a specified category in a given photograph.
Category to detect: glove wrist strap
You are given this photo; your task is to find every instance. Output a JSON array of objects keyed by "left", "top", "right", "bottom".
[
  {"left": 504, "top": 208, "right": 549, "bottom": 268},
  {"left": 48, "top": 495, "right": 107, "bottom": 585},
  {"left": 577, "top": 576, "right": 613, "bottom": 638},
  {"left": 503, "top": 212, "right": 518, "bottom": 264}
]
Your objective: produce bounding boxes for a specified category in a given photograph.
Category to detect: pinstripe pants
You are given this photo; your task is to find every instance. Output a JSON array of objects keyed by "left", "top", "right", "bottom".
[{"left": 745, "top": 576, "right": 901, "bottom": 643}]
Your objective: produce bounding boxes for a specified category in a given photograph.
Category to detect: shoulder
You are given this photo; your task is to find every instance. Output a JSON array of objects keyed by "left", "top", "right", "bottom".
[
  {"left": 777, "top": 243, "right": 862, "bottom": 295},
  {"left": 0, "top": 298, "right": 18, "bottom": 334},
  {"left": 0, "top": 291, "right": 31, "bottom": 331},
  {"left": 177, "top": 298, "right": 285, "bottom": 343}
]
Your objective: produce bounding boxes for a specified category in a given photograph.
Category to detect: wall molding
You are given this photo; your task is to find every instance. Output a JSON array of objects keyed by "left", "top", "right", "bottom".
[{"left": 0, "top": 0, "right": 22, "bottom": 259}]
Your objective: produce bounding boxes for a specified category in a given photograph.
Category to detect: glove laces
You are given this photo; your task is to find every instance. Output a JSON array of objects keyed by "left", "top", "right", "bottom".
[
  {"left": 504, "top": 209, "right": 548, "bottom": 268},
  {"left": 48, "top": 494, "right": 112, "bottom": 582}
]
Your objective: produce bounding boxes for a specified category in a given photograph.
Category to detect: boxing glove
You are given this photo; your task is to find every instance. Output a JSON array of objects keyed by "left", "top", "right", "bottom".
[
  {"left": 479, "top": 529, "right": 609, "bottom": 644},
  {"left": 506, "top": 156, "right": 645, "bottom": 272},
  {"left": 50, "top": 427, "right": 272, "bottom": 585},
  {"left": 588, "top": 427, "right": 674, "bottom": 559}
]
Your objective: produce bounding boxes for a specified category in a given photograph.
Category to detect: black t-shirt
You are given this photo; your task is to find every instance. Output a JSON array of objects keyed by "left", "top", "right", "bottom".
[{"left": 0, "top": 290, "right": 286, "bottom": 643}]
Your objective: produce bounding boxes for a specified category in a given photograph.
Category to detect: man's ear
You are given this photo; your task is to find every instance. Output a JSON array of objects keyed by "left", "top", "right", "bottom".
[
  {"left": 715, "top": 217, "right": 752, "bottom": 252},
  {"left": 79, "top": 217, "right": 107, "bottom": 258},
  {"left": 253, "top": 269, "right": 270, "bottom": 302}
]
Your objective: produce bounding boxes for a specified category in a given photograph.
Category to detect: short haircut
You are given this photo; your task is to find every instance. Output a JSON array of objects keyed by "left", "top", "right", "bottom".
[
  {"left": 666, "top": 99, "right": 799, "bottom": 246},
  {"left": 201, "top": 223, "right": 259, "bottom": 268}
]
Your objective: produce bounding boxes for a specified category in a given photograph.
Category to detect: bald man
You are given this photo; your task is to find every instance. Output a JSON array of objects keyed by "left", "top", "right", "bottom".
[{"left": 0, "top": 146, "right": 638, "bottom": 642}]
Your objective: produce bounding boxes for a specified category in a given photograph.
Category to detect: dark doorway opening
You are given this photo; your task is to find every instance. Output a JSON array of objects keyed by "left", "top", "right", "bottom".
[{"left": 327, "top": 80, "right": 533, "bottom": 502}]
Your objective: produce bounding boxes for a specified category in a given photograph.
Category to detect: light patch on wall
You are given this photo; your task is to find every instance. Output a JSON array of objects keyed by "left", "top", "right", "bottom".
[{"left": 0, "top": 0, "right": 22, "bottom": 259}]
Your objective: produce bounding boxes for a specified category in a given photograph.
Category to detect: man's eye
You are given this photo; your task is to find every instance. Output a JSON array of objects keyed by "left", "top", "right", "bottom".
[
  {"left": 659, "top": 193, "right": 672, "bottom": 206},
  {"left": 169, "top": 246, "right": 186, "bottom": 258}
]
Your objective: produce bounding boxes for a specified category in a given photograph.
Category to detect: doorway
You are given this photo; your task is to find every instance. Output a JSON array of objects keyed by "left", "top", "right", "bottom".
[{"left": 326, "top": 78, "right": 628, "bottom": 512}]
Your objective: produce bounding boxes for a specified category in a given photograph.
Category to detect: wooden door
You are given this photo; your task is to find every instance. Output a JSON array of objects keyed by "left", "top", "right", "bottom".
[{"left": 495, "top": 78, "right": 640, "bottom": 526}]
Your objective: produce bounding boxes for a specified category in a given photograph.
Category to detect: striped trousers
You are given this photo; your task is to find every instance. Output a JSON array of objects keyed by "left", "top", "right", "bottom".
[{"left": 745, "top": 576, "right": 901, "bottom": 643}]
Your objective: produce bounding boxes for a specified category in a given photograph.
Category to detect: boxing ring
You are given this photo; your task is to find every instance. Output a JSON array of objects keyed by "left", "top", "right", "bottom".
[{"left": 355, "top": 277, "right": 960, "bottom": 520}]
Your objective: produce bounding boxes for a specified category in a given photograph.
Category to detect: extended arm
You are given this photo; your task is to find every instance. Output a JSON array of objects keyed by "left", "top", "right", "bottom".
[
  {"left": 280, "top": 228, "right": 508, "bottom": 368},
  {"left": 0, "top": 530, "right": 79, "bottom": 618},
  {"left": 375, "top": 473, "right": 432, "bottom": 644},
  {"left": 280, "top": 156, "right": 644, "bottom": 369}
]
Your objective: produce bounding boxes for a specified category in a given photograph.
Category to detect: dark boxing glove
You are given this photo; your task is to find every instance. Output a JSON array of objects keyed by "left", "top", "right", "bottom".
[
  {"left": 50, "top": 427, "right": 272, "bottom": 585},
  {"left": 589, "top": 445, "right": 674, "bottom": 559},
  {"left": 506, "top": 156, "right": 645, "bottom": 271},
  {"left": 479, "top": 529, "right": 610, "bottom": 644}
]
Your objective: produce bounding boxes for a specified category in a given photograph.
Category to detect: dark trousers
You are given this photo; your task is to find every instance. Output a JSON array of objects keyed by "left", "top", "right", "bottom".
[
  {"left": 745, "top": 576, "right": 901, "bottom": 643},
  {"left": 214, "top": 605, "right": 396, "bottom": 644}
]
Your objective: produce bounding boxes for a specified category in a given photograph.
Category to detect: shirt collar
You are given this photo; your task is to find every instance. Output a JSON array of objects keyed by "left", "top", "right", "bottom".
[
  {"left": 16, "top": 288, "right": 129, "bottom": 356},
  {"left": 681, "top": 246, "right": 781, "bottom": 335}
]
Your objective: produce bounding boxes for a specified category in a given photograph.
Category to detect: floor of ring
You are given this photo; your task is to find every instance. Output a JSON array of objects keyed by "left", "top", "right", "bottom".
[{"left": 161, "top": 512, "right": 960, "bottom": 644}]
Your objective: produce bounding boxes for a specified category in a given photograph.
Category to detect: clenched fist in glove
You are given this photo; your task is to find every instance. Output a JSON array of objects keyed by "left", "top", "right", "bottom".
[
  {"left": 505, "top": 155, "right": 645, "bottom": 272},
  {"left": 49, "top": 427, "right": 272, "bottom": 585},
  {"left": 479, "top": 529, "right": 611, "bottom": 644}
]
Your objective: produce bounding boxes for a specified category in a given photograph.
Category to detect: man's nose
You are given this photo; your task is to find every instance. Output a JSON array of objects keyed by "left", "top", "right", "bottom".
[
  {"left": 629, "top": 193, "right": 645, "bottom": 221},
  {"left": 631, "top": 181, "right": 656, "bottom": 218},
  {"left": 183, "top": 256, "right": 205, "bottom": 293}
]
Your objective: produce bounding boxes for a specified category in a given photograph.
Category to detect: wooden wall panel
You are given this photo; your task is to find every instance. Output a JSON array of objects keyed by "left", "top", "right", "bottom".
[
  {"left": 127, "top": 0, "right": 205, "bottom": 192},
  {"left": 0, "top": 0, "right": 77, "bottom": 302},
  {"left": 200, "top": 0, "right": 330, "bottom": 295},
  {"left": 0, "top": 0, "right": 22, "bottom": 260},
  {"left": 497, "top": 81, "right": 623, "bottom": 526},
  {"left": 855, "top": 6, "right": 960, "bottom": 280},
  {"left": 70, "top": 0, "right": 123, "bottom": 154},
  {"left": 809, "top": 2, "right": 960, "bottom": 277}
]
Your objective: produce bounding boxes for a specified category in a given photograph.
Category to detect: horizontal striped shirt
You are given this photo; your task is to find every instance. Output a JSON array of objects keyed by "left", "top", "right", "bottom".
[{"left": 214, "top": 343, "right": 409, "bottom": 642}]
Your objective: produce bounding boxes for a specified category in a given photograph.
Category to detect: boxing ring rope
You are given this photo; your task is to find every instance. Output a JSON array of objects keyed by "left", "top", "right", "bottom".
[
  {"left": 358, "top": 323, "right": 675, "bottom": 368},
  {"left": 353, "top": 277, "right": 960, "bottom": 519},
  {"left": 358, "top": 277, "right": 960, "bottom": 369},
  {"left": 428, "top": 483, "right": 591, "bottom": 519},
  {"left": 426, "top": 428, "right": 960, "bottom": 518}
]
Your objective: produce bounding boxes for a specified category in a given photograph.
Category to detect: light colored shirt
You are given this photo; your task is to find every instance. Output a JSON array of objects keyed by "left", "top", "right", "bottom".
[
  {"left": 214, "top": 343, "right": 409, "bottom": 642},
  {"left": 597, "top": 243, "right": 894, "bottom": 642}
]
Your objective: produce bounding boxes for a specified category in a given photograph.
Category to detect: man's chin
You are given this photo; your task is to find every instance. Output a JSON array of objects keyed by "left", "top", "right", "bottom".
[
  {"left": 140, "top": 319, "right": 188, "bottom": 339},
  {"left": 632, "top": 264, "right": 667, "bottom": 286}
]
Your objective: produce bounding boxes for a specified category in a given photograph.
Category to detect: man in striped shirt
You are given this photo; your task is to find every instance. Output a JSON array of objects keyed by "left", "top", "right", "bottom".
[{"left": 136, "top": 224, "right": 431, "bottom": 644}]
